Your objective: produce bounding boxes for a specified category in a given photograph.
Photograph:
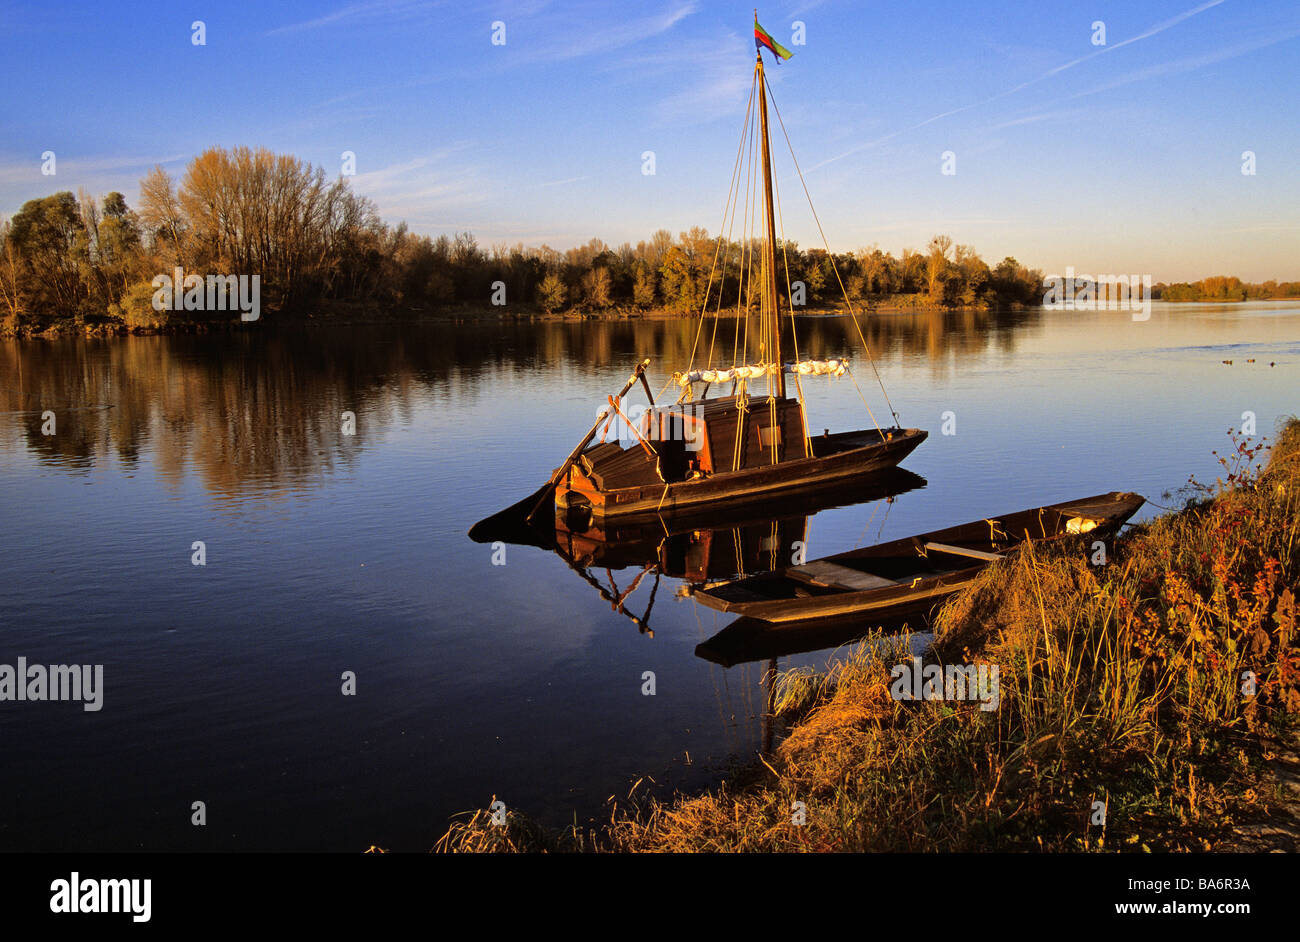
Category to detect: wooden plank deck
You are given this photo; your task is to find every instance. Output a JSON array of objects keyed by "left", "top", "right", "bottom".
[{"left": 788, "top": 561, "right": 896, "bottom": 591}]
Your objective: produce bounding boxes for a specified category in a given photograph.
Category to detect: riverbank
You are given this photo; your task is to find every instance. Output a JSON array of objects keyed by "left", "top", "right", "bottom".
[
  {"left": 436, "top": 417, "right": 1300, "bottom": 852},
  {"left": 1, "top": 296, "right": 1029, "bottom": 339}
]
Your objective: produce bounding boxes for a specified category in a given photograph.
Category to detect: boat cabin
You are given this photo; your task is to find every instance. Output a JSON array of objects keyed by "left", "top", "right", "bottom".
[{"left": 570, "top": 394, "right": 808, "bottom": 492}]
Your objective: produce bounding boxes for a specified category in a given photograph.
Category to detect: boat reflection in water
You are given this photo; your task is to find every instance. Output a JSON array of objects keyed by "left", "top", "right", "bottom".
[
  {"left": 470, "top": 469, "right": 927, "bottom": 637},
  {"left": 695, "top": 604, "right": 937, "bottom": 669},
  {"left": 692, "top": 563, "right": 949, "bottom": 755},
  {"left": 695, "top": 608, "right": 938, "bottom": 755},
  {"left": 473, "top": 469, "right": 934, "bottom": 757}
]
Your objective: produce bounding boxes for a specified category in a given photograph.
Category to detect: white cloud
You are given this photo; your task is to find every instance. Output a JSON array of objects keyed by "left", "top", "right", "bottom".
[
  {"left": 264, "top": 0, "right": 443, "bottom": 37},
  {"left": 348, "top": 147, "right": 492, "bottom": 227}
]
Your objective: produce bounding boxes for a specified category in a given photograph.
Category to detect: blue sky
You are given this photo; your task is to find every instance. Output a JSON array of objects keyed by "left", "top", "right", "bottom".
[{"left": 2, "top": 0, "right": 1298, "bottom": 281}]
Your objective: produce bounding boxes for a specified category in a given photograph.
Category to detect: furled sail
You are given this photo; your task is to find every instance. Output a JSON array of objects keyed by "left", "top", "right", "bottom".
[{"left": 673, "top": 358, "right": 848, "bottom": 386}]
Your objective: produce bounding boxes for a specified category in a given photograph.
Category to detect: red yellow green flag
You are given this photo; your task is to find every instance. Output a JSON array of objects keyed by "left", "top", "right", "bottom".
[{"left": 754, "top": 17, "right": 793, "bottom": 62}]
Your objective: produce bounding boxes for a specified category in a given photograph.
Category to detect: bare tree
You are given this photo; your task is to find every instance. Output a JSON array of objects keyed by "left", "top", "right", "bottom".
[
  {"left": 582, "top": 267, "right": 611, "bottom": 307},
  {"left": 138, "top": 166, "right": 188, "bottom": 266},
  {"left": 926, "top": 235, "right": 953, "bottom": 300},
  {"left": 0, "top": 219, "right": 26, "bottom": 327}
]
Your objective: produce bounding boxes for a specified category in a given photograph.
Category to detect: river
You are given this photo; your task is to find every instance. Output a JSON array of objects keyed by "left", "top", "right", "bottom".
[{"left": 1, "top": 301, "right": 1296, "bottom": 850}]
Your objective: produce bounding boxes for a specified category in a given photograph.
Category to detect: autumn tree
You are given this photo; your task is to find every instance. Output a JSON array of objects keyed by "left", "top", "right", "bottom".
[
  {"left": 537, "top": 272, "right": 567, "bottom": 313},
  {"left": 137, "top": 166, "right": 188, "bottom": 266},
  {"left": 582, "top": 267, "right": 612, "bottom": 308},
  {"left": 925, "top": 235, "right": 953, "bottom": 302},
  {"left": 632, "top": 263, "right": 657, "bottom": 308},
  {"left": 855, "top": 246, "right": 889, "bottom": 296},
  {"left": 899, "top": 248, "right": 923, "bottom": 294},
  {"left": 802, "top": 248, "right": 828, "bottom": 302},
  {"left": 0, "top": 219, "right": 26, "bottom": 328},
  {"left": 952, "top": 244, "right": 989, "bottom": 306},
  {"left": 7, "top": 192, "right": 87, "bottom": 318},
  {"left": 173, "top": 146, "right": 377, "bottom": 313}
]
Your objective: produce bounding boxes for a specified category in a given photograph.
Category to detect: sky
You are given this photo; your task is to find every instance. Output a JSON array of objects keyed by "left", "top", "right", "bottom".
[{"left": 1, "top": 0, "right": 1298, "bottom": 281}]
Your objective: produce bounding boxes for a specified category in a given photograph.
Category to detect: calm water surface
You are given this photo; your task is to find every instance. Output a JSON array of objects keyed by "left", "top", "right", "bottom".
[{"left": 1, "top": 301, "right": 1296, "bottom": 850}]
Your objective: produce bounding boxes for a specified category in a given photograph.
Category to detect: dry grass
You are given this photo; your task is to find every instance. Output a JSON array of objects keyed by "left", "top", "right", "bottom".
[{"left": 436, "top": 417, "right": 1300, "bottom": 852}]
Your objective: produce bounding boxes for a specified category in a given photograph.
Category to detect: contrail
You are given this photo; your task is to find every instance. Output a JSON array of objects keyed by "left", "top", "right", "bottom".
[{"left": 809, "top": 0, "right": 1228, "bottom": 172}]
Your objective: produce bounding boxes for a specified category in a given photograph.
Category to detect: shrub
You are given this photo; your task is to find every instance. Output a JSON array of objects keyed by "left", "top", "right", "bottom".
[{"left": 110, "top": 280, "right": 171, "bottom": 329}]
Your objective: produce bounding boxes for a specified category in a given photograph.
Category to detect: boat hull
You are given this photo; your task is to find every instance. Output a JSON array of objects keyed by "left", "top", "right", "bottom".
[
  {"left": 555, "top": 426, "right": 927, "bottom": 524},
  {"left": 694, "top": 565, "right": 984, "bottom": 622}
]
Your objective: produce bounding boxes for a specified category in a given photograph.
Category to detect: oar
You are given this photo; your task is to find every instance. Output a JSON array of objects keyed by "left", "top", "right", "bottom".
[{"left": 523, "top": 358, "right": 651, "bottom": 525}]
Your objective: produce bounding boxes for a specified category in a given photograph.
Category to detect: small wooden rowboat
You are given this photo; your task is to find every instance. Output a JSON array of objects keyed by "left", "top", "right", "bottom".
[{"left": 692, "top": 491, "right": 1145, "bottom": 623}]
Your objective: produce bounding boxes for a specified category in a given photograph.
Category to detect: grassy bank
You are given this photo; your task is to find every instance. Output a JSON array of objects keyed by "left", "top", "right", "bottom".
[{"left": 436, "top": 418, "right": 1300, "bottom": 852}]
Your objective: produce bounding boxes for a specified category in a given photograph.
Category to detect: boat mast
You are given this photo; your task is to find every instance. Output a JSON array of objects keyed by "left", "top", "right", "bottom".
[{"left": 756, "top": 50, "right": 786, "bottom": 399}]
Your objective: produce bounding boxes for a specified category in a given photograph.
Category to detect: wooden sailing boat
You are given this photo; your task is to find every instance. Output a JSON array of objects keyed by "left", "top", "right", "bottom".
[{"left": 474, "top": 21, "right": 926, "bottom": 534}]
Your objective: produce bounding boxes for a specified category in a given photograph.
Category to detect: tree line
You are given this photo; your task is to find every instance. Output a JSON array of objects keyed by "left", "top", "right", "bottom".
[
  {"left": 1, "top": 145, "right": 1285, "bottom": 334},
  {"left": 1153, "top": 276, "right": 1300, "bottom": 302}
]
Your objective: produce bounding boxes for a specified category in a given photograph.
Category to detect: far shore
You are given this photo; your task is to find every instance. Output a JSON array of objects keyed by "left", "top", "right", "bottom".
[
  {"left": 0, "top": 298, "right": 1044, "bottom": 340},
  {"left": 8, "top": 294, "right": 1300, "bottom": 342}
]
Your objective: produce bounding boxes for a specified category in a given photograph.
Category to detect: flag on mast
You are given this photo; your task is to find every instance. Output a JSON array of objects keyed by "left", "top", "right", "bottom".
[{"left": 754, "top": 16, "right": 793, "bottom": 62}]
